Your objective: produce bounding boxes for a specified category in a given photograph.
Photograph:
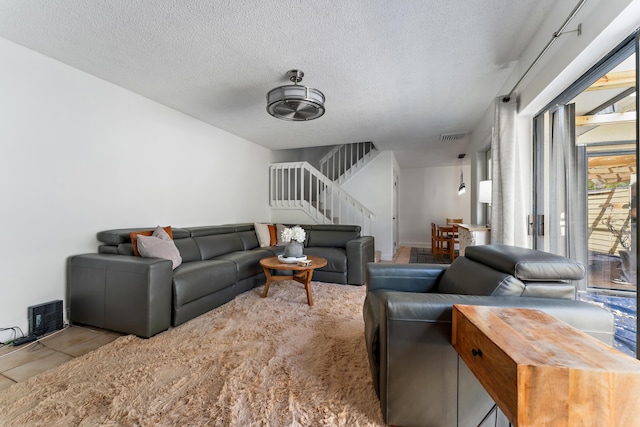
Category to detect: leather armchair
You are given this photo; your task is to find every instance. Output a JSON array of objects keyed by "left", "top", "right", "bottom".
[{"left": 364, "top": 245, "right": 615, "bottom": 427}]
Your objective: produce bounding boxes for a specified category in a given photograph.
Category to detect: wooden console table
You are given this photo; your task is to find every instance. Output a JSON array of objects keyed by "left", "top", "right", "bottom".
[{"left": 452, "top": 304, "right": 640, "bottom": 427}]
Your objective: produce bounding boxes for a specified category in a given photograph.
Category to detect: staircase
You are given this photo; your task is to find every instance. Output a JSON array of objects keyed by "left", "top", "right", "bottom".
[
  {"left": 319, "top": 141, "right": 377, "bottom": 184},
  {"left": 269, "top": 161, "right": 375, "bottom": 235}
]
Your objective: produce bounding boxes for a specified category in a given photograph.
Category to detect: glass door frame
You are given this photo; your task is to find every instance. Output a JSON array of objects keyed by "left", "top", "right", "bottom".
[
  {"left": 533, "top": 33, "right": 638, "bottom": 248},
  {"left": 532, "top": 31, "right": 639, "bottom": 357}
]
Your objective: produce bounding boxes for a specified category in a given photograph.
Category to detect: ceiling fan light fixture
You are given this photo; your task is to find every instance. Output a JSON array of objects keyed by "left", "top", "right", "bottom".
[{"left": 267, "top": 70, "right": 325, "bottom": 121}]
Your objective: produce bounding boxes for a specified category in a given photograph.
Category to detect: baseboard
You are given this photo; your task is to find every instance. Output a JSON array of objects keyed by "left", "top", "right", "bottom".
[{"left": 399, "top": 241, "right": 430, "bottom": 248}]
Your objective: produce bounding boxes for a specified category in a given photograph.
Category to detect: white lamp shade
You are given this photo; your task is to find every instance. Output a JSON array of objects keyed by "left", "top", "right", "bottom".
[{"left": 478, "top": 180, "right": 492, "bottom": 204}]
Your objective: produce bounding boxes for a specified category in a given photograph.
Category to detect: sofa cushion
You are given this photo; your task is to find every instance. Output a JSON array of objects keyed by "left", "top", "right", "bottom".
[
  {"left": 172, "top": 260, "right": 238, "bottom": 306},
  {"left": 437, "top": 257, "right": 525, "bottom": 296},
  {"left": 303, "top": 247, "right": 347, "bottom": 272},
  {"left": 464, "top": 245, "right": 585, "bottom": 281},
  {"left": 307, "top": 225, "right": 360, "bottom": 248},
  {"left": 97, "top": 227, "right": 190, "bottom": 245},
  {"left": 238, "top": 230, "right": 260, "bottom": 250},
  {"left": 187, "top": 225, "right": 238, "bottom": 237},
  {"left": 215, "top": 249, "right": 273, "bottom": 279},
  {"left": 194, "top": 233, "right": 244, "bottom": 260},
  {"left": 173, "top": 238, "right": 201, "bottom": 263}
]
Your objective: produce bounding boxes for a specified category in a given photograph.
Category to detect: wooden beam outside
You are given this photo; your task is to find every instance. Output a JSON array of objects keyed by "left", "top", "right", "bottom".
[
  {"left": 585, "top": 70, "right": 636, "bottom": 91},
  {"left": 576, "top": 111, "right": 636, "bottom": 127}
]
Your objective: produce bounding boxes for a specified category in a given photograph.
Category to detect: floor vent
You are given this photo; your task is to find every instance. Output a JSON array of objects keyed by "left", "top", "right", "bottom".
[{"left": 28, "top": 300, "right": 63, "bottom": 336}]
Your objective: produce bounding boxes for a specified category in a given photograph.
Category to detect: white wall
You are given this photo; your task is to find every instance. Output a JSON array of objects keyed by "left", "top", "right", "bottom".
[
  {"left": 399, "top": 164, "right": 471, "bottom": 248},
  {"left": 0, "top": 38, "right": 272, "bottom": 341},
  {"left": 341, "top": 151, "right": 397, "bottom": 260}
]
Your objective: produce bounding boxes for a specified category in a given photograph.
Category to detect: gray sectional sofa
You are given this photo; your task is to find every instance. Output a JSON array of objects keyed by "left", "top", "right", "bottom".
[
  {"left": 68, "top": 223, "right": 374, "bottom": 338},
  {"left": 364, "top": 245, "right": 615, "bottom": 427}
]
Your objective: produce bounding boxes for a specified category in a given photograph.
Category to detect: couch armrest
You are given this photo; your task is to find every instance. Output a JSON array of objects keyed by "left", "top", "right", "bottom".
[
  {"left": 68, "top": 253, "right": 173, "bottom": 338},
  {"left": 345, "top": 236, "right": 375, "bottom": 285},
  {"left": 366, "top": 262, "right": 446, "bottom": 293}
]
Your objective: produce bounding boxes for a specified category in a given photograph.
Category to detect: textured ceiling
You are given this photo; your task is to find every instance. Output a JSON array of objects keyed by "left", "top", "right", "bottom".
[{"left": 0, "top": 0, "right": 557, "bottom": 167}]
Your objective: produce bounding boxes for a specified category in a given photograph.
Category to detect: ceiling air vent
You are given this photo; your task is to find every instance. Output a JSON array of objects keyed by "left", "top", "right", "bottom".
[{"left": 440, "top": 133, "right": 467, "bottom": 142}]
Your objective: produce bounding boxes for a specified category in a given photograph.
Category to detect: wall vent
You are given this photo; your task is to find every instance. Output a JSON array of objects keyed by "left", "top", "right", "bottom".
[
  {"left": 28, "top": 300, "right": 63, "bottom": 336},
  {"left": 440, "top": 133, "right": 467, "bottom": 142}
]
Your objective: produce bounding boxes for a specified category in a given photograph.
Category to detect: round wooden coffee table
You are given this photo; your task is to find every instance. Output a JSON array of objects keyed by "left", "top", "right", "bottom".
[{"left": 259, "top": 255, "right": 328, "bottom": 306}]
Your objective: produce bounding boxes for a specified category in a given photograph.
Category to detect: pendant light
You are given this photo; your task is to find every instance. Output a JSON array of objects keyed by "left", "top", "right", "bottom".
[{"left": 457, "top": 154, "right": 466, "bottom": 195}]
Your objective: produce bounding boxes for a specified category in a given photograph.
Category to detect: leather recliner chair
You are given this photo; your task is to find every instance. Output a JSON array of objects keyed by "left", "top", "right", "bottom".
[{"left": 363, "top": 245, "right": 615, "bottom": 427}]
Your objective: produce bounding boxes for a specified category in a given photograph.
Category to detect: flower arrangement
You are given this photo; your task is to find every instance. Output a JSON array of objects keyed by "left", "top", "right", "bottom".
[{"left": 281, "top": 225, "right": 306, "bottom": 243}]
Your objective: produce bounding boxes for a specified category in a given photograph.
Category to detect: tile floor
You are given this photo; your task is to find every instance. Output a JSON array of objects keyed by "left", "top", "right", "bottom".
[
  {"left": 0, "top": 325, "right": 122, "bottom": 392},
  {"left": 0, "top": 247, "right": 412, "bottom": 393}
]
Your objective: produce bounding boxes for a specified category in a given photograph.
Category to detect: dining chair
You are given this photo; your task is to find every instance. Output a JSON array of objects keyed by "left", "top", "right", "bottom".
[
  {"left": 431, "top": 222, "right": 449, "bottom": 258},
  {"left": 446, "top": 218, "right": 463, "bottom": 224},
  {"left": 449, "top": 224, "right": 460, "bottom": 262},
  {"left": 431, "top": 222, "right": 437, "bottom": 256},
  {"left": 435, "top": 223, "right": 455, "bottom": 260}
]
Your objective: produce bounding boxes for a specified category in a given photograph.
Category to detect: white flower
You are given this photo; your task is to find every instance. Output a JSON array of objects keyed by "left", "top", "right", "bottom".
[{"left": 281, "top": 225, "right": 306, "bottom": 243}]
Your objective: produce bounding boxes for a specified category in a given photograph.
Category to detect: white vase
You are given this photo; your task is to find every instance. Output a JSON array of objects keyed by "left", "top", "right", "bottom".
[{"left": 284, "top": 241, "right": 304, "bottom": 258}]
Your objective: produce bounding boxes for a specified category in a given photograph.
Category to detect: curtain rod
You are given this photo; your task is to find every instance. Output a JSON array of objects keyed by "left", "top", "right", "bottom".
[{"left": 503, "top": 0, "right": 588, "bottom": 103}]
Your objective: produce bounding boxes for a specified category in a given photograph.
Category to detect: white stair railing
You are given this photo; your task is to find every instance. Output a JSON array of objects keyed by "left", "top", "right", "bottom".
[
  {"left": 319, "top": 141, "right": 376, "bottom": 183},
  {"left": 270, "top": 161, "right": 375, "bottom": 235}
]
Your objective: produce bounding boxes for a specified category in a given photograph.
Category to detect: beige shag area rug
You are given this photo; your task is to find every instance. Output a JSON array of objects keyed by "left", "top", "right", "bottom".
[{"left": 0, "top": 282, "right": 384, "bottom": 426}]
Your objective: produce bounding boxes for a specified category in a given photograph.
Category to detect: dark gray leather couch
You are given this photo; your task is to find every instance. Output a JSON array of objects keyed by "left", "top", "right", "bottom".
[
  {"left": 364, "top": 245, "right": 615, "bottom": 427},
  {"left": 68, "top": 223, "right": 374, "bottom": 338}
]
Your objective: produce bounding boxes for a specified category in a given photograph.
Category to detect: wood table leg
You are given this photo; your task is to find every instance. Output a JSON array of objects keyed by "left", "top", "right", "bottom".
[
  {"left": 292, "top": 270, "right": 314, "bottom": 306},
  {"left": 303, "top": 271, "right": 314, "bottom": 306},
  {"left": 261, "top": 266, "right": 273, "bottom": 298}
]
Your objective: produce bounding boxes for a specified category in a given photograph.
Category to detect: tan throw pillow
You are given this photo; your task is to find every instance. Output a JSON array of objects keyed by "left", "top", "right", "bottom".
[
  {"left": 130, "top": 226, "right": 174, "bottom": 257},
  {"left": 254, "top": 223, "right": 271, "bottom": 248},
  {"left": 137, "top": 233, "right": 182, "bottom": 269}
]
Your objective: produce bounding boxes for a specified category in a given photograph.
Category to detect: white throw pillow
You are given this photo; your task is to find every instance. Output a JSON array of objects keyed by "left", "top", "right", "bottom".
[
  {"left": 254, "top": 223, "right": 271, "bottom": 248},
  {"left": 137, "top": 234, "right": 182, "bottom": 269}
]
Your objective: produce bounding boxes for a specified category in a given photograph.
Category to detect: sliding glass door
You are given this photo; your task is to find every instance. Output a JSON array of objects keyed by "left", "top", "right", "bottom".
[{"left": 533, "top": 34, "right": 638, "bottom": 357}]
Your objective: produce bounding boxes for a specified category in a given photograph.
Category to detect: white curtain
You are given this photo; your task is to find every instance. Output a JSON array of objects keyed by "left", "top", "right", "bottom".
[{"left": 491, "top": 96, "right": 528, "bottom": 246}]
